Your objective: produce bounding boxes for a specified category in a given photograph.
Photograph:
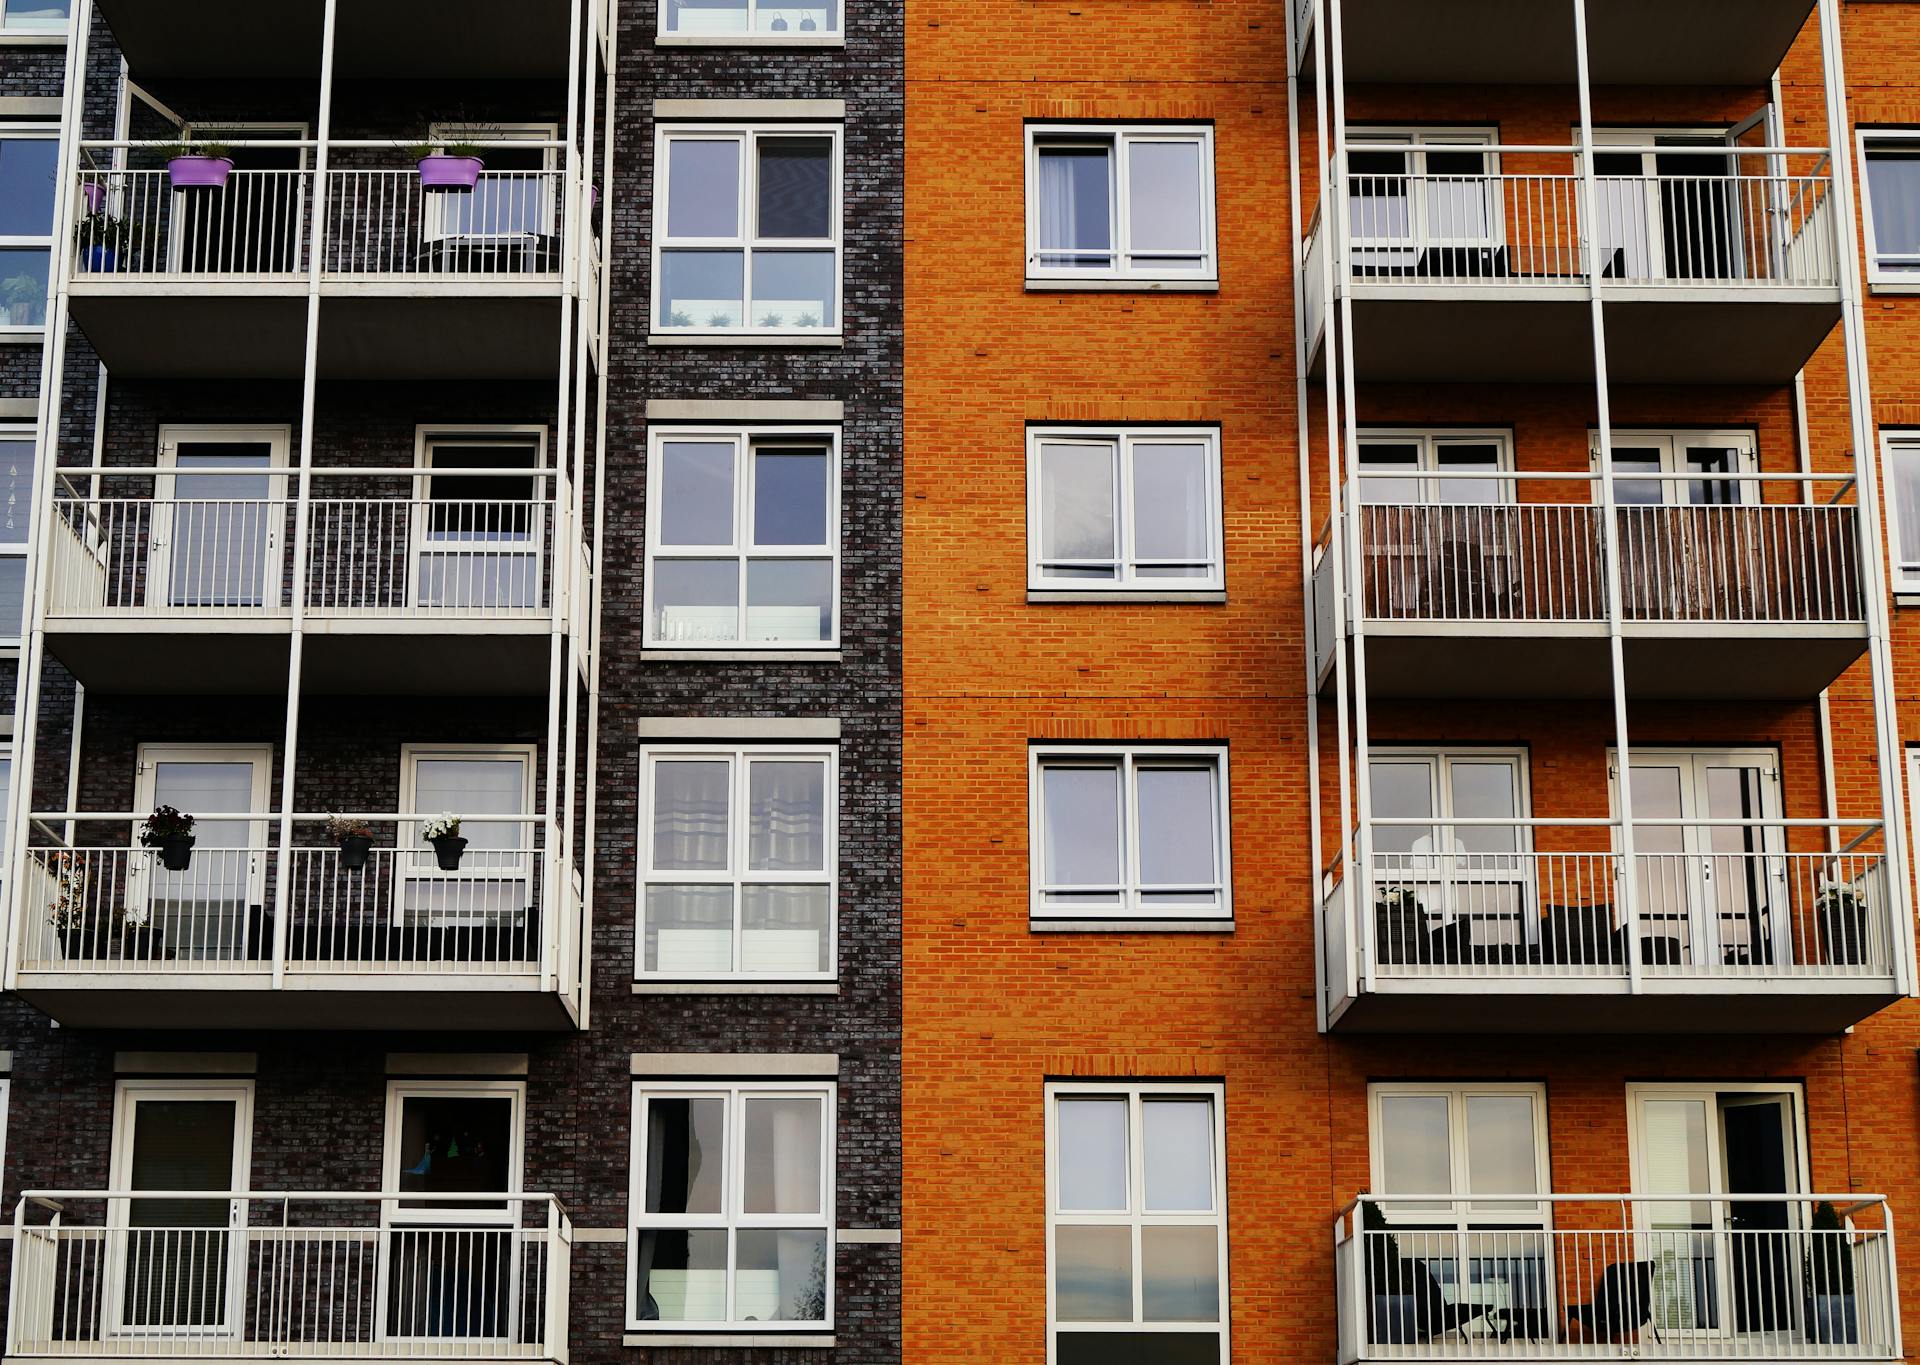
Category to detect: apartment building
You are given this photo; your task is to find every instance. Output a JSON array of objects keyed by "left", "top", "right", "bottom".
[
  {"left": 0, "top": 2, "right": 903, "bottom": 1364},
  {"left": 905, "top": 0, "right": 1920, "bottom": 1362}
]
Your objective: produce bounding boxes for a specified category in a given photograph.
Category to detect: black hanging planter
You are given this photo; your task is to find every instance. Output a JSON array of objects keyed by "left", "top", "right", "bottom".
[
  {"left": 338, "top": 834, "right": 373, "bottom": 872},
  {"left": 431, "top": 834, "right": 468, "bottom": 872},
  {"left": 158, "top": 834, "right": 195, "bottom": 872}
]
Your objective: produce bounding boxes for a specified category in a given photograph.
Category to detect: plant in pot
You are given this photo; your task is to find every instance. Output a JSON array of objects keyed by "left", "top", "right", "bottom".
[
  {"left": 140, "top": 805, "right": 196, "bottom": 871},
  {"left": 46, "top": 851, "right": 95, "bottom": 959},
  {"left": 2, "top": 270, "right": 43, "bottom": 326},
  {"left": 74, "top": 207, "right": 143, "bottom": 274},
  {"left": 1804, "top": 1199, "right": 1859, "bottom": 1345},
  {"left": 327, "top": 814, "right": 376, "bottom": 872},
  {"left": 160, "top": 138, "right": 235, "bottom": 190},
  {"left": 1373, "top": 884, "right": 1427, "bottom": 965},
  {"left": 119, "top": 903, "right": 161, "bottom": 963},
  {"left": 1816, "top": 881, "right": 1869, "bottom": 967},
  {"left": 423, "top": 813, "right": 466, "bottom": 871},
  {"left": 1361, "top": 1199, "right": 1420, "bottom": 1345},
  {"left": 409, "top": 124, "right": 497, "bottom": 192}
]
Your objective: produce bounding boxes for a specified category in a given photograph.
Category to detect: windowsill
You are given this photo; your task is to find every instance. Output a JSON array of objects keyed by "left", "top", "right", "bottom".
[
  {"left": 0, "top": 31, "right": 66, "bottom": 44},
  {"left": 1028, "top": 589, "right": 1226, "bottom": 605},
  {"left": 1895, "top": 592, "right": 1920, "bottom": 608},
  {"left": 655, "top": 33, "right": 845, "bottom": 46},
  {"left": 1031, "top": 919, "right": 1235, "bottom": 934},
  {"left": 633, "top": 981, "right": 840, "bottom": 995},
  {"left": 625, "top": 1334, "right": 835, "bottom": 1349},
  {"left": 1025, "top": 278, "right": 1219, "bottom": 294},
  {"left": 648, "top": 333, "right": 845, "bottom": 348},
  {"left": 1869, "top": 280, "right": 1920, "bottom": 296},
  {"left": 0, "top": 330, "right": 47, "bottom": 343},
  {"left": 642, "top": 649, "right": 842, "bottom": 663}
]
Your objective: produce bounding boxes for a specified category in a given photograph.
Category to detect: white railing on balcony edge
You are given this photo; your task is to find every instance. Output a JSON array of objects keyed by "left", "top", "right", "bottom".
[
  {"left": 1334, "top": 1194, "right": 1899, "bottom": 1362},
  {"left": 9, "top": 1192, "right": 570, "bottom": 1361},
  {"left": 1615, "top": 502, "right": 1861, "bottom": 624},
  {"left": 323, "top": 170, "right": 563, "bottom": 279},
  {"left": 1358, "top": 503, "right": 1606, "bottom": 623},
  {"left": 74, "top": 169, "right": 313, "bottom": 280},
  {"left": 46, "top": 496, "right": 288, "bottom": 616}
]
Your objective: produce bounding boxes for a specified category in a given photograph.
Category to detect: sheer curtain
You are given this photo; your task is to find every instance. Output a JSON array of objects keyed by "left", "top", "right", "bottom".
[{"left": 1036, "top": 147, "right": 1110, "bottom": 265}]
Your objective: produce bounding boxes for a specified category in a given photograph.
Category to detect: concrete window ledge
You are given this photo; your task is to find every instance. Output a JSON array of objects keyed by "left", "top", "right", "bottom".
[
  {"left": 1029, "top": 590, "right": 1227, "bottom": 605},
  {"left": 634, "top": 982, "right": 840, "bottom": 996},
  {"left": 655, "top": 35, "right": 844, "bottom": 48},
  {"left": 1025, "top": 279, "right": 1220, "bottom": 294},
  {"left": 648, "top": 334, "right": 845, "bottom": 348},
  {"left": 1896, "top": 593, "right": 1920, "bottom": 609},
  {"left": 642, "top": 650, "right": 843, "bottom": 663},
  {"left": 1031, "top": 920, "right": 1236, "bottom": 934},
  {"left": 625, "top": 1335, "right": 835, "bottom": 1349}
]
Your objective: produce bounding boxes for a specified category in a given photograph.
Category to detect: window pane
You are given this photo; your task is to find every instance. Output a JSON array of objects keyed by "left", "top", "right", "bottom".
[
  {"left": 659, "top": 441, "right": 736, "bottom": 546},
  {"left": 1039, "top": 442, "right": 1117, "bottom": 575},
  {"left": 749, "top": 250, "right": 835, "bottom": 329},
  {"left": 0, "top": 249, "right": 48, "bottom": 328},
  {"left": 1611, "top": 448, "right": 1665, "bottom": 505},
  {"left": 1378, "top": 1094, "right": 1452, "bottom": 1199},
  {"left": 1868, "top": 147, "right": 1920, "bottom": 271},
  {"left": 651, "top": 760, "right": 730, "bottom": 870},
  {"left": 0, "top": 138, "right": 57, "bottom": 236},
  {"left": 394, "top": 1095, "right": 514, "bottom": 1200},
  {"left": 659, "top": 250, "right": 744, "bottom": 329},
  {"left": 663, "top": 0, "right": 746, "bottom": 33},
  {"left": 644, "top": 885, "right": 734, "bottom": 973},
  {"left": 742, "top": 1096, "right": 822, "bottom": 1215},
  {"left": 1055, "top": 1225, "right": 1132, "bottom": 1321},
  {"left": 1369, "top": 760, "right": 1435, "bottom": 857},
  {"left": 1041, "top": 764, "right": 1122, "bottom": 891},
  {"left": 413, "top": 758, "right": 524, "bottom": 851},
  {"left": 747, "top": 760, "right": 825, "bottom": 871},
  {"left": 752, "top": 447, "right": 830, "bottom": 546},
  {"left": 1135, "top": 765, "right": 1218, "bottom": 888},
  {"left": 666, "top": 139, "right": 741, "bottom": 238},
  {"left": 1465, "top": 1094, "right": 1538, "bottom": 1202},
  {"left": 741, "top": 885, "right": 830, "bottom": 973},
  {"left": 0, "top": 439, "right": 31, "bottom": 549},
  {"left": 1434, "top": 441, "right": 1502, "bottom": 506},
  {"left": 1036, "top": 145, "right": 1113, "bottom": 267},
  {"left": 753, "top": 0, "right": 837, "bottom": 31},
  {"left": 1141, "top": 1225, "right": 1220, "bottom": 1322},
  {"left": 758, "top": 138, "right": 832, "bottom": 238},
  {"left": 1143, "top": 1098, "right": 1214, "bottom": 1212},
  {"left": 643, "top": 1096, "right": 725, "bottom": 1214},
  {"left": 635, "top": 1228, "right": 727, "bottom": 1323},
  {"left": 1131, "top": 442, "right": 1210, "bottom": 573},
  {"left": 1894, "top": 449, "right": 1920, "bottom": 572},
  {"left": 1357, "top": 441, "right": 1420, "bottom": 505},
  {"left": 735, "top": 1229, "right": 828, "bottom": 1321},
  {"left": 653, "top": 559, "right": 740, "bottom": 641},
  {"left": 1057, "top": 1096, "right": 1128, "bottom": 1210},
  {"left": 1449, "top": 762, "right": 1518, "bottom": 856},
  {"left": 2, "top": 0, "right": 68, "bottom": 26},
  {"left": 745, "top": 559, "right": 833, "bottom": 641},
  {"left": 1127, "top": 140, "right": 1205, "bottom": 256}
]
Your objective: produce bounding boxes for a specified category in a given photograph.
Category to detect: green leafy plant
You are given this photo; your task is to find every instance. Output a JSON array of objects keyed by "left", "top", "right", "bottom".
[
  {"left": 407, "top": 121, "right": 503, "bottom": 161},
  {"left": 158, "top": 139, "right": 232, "bottom": 160},
  {"left": 1807, "top": 1200, "right": 1856, "bottom": 1297},
  {"left": 2, "top": 272, "right": 41, "bottom": 307},
  {"left": 707, "top": 311, "right": 732, "bottom": 328},
  {"left": 796, "top": 311, "right": 821, "bottom": 328},
  {"left": 667, "top": 309, "right": 694, "bottom": 327},
  {"left": 45, "top": 851, "right": 87, "bottom": 930}
]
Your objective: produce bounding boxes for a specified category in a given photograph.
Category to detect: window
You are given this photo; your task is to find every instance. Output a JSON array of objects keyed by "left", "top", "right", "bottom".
[
  {"left": 0, "top": 426, "right": 33, "bottom": 638},
  {"left": 1356, "top": 429, "right": 1511, "bottom": 506},
  {"left": 1029, "top": 745, "right": 1231, "bottom": 923},
  {"left": 638, "top": 744, "right": 835, "bottom": 980},
  {"left": 1886, "top": 433, "right": 1920, "bottom": 591},
  {"left": 644, "top": 427, "right": 838, "bottom": 648},
  {"left": 1, "top": 0, "right": 67, "bottom": 30},
  {"left": 414, "top": 429, "right": 546, "bottom": 612},
  {"left": 629, "top": 1081, "right": 834, "bottom": 1332},
  {"left": 0, "top": 126, "right": 57, "bottom": 332},
  {"left": 653, "top": 126, "right": 841, "bottom": 335},
  {"left": 659, "top": 0, "right": 841, "bottom": 39},
  {"left": 1369, "top": 1082, "right": 1548, "bottom": 1220},
  {"left": 1046, "top": 1082, "right": 1228, "bottom": 1365},
  {"left": 1592, "top": 429, "right": 1757, "bottom": 507},
  {"left": 1347, "top": 129, "right": 1499, "bottom": 274},
  {"left": 399, "top": 745, "right": 536, "bottom": 928},
  {"left": 1860, "top": 130, "right": 1920, "bottom": 282},
  {"left": 1027, "top": 427, "right": 1223, "bottom": 592},
  {"left": 427, "top": 123, "right": 557, "bottom": 244},
  {"left": 1026, "top": 125, "right": 1217, "bottom": 283},
  {"left": 384, "top": 1081, "right": 524, "bottom": 1207}
]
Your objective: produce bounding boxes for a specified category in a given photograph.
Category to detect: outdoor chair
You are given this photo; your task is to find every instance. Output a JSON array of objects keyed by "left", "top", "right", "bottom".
[{"left": 1565, "top": 1260, "right": 1659, "bottom": 1345}]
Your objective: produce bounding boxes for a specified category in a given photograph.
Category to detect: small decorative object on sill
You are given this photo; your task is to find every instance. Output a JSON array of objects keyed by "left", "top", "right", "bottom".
[
  {"left": 800, "top": 13, "right": 817, "bottom": 29},
  {"left": 163, "top": 143, "right": 235, "bottom": 190},
  {"left": 140, "top": 804, "right": 196, "bottom": 872},
  {"left": 2, "top": 271, "right": 41, "bottom": 326},
  {"left": 771, "top": 13, "right": 789, "bottom": 29},
  {"left": 423, "top": 813, "right": 467, "bottom": 871},
  {"left": 326, "top": 814, "right": 376, "bottom": 872}
]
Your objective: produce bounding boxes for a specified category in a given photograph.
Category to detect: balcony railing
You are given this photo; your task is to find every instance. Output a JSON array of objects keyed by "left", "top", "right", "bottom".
[
  {"left": 1334, "top": 1194, "right": 1900, "bottom": 1362},
  {"left": 8, "top": 1192, "right": 570, "bottom": 1361},
  {"left": 1325, "top": 819, "right": 1894, "bottom": 983}
]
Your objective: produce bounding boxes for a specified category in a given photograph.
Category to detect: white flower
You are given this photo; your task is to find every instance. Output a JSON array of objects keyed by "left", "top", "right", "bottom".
[
  {"left": 122, "top": 904, "right": 149, "bottom": 928},
  {"left": 422, "top": 813, "right": 462, "bottom": 841}
]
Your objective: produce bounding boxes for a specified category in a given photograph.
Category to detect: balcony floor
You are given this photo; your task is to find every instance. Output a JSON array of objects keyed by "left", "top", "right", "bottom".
[{"left": 1327, "top": 975, "right": 1902, "bottom": 1034}]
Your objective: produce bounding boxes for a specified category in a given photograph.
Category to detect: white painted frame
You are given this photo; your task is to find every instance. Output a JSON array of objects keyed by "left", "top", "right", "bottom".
[
  {"left": 396, "top": 743, "right": 538, "bottom": 930},
  {"left": 1366, "top": 1080, "right": 1551, "bottom": 1227},
  {"left": 626, "top": 1079, "right": 837, "bottom": 1333},
  {"left": 1589, "top": 428, "right": 1760, "bottom": 507},
  {"left": 1024, "top": 123, "right": 1218, "bottom": 283},
  {"left": 635, "top": 742, "right": 838, "bottom": 982},
  {"left": 1043, "top": 1080, "right": 1230, "bottom": 1365},
  {"left": 0, "top": 121, "right": 58, "bottom": 337},
  {"left": 1027, "top": 744, "right": 1233, "bottom": 923},
  {"left": 1345, "top": 126, "right": 1502, "bottom": 265},
  {"left": 131, "top": 742, "right": 273, "bottom": 947},
  {"left": 1855, "top": 128, "right": 1920, "bottom": 287},
  {"left": 1355, "top": 427, "right": 1515, "bottom": 505},
  {"left": 650, "top": 124, "right": 844, "bottom": 337},
  {"left": 642, "top": 425, "right": 841, "bottom": 650},
  {"left": 1024, "top": 426, "right": 1225, "bottom": 592},
  {"left": 1368, "top": 745, "right": 1536, "bottom": 934},
  {"left": 153, "top": 424, "right": 291, "bottom": 615},
  {"left": 0, "top": 423, "right": 35, "bottom": 641},
  {"left": 409, "top": 425, "right": 550, "bottom": 615},
  {"left": 656, "top": 0, "right": 843, "bottom": 41},
  {"left": 1882, "top": 431, "right": 1920, "bottom": 590}
]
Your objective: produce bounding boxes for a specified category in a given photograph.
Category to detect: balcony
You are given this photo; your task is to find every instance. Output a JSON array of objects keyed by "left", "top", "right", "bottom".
[
  {"left": 1312, "top": 478, "right": 1867, "bottom": 700},
  {"left": 1333, "top": 1194, "right": 1899, "bottom": 1364},
  {"left": 1301, "top": 155, "right": 1841, "bottom": 384},
  {"left": 1295, "top": 0, "right": 1817, "bottom": 86},
  {"left": 66, "top": 150, "right": 584, "bottom": 380},
  {"left": 11, "top": 815, "right": 584, "bottom": 1030},
  {"left": 1319, "top": 819, "right": 1902, "bottom": 1033},
  {"left": 9, "top": 1192, "right": 569, "bottom": 1363},
  {"left": 40, "top": 475, "right": 570, "bottom": 694}
]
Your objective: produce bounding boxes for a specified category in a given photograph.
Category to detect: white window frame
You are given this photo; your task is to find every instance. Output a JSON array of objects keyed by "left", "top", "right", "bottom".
[
  {"left": 1028, "top": 744, "right": 1232, "bottom": 923},
  {"left": 1355, "top": 428, "right": 1514, "bottom": 505},
  {"left": 636, "top": 742, "right": 838, "bottom": 982},
  {"left": 626, "top": 1079, "right": 837, "bottom": 1333},
  {"left": 643, "top": 425, "right": 841, "bottom": 650},
  {"left": 1025, "top": 426, "right": 1224, "bottom": 592},
  {"left": 409, "top": 425, "right": 550, "bottom": 615},
  {"left": 1044, "top": 1080, "right": 1229, "bottom": 1364},
  {"left": 1368, "top": 746, "right": 1534, "bottom": 938},
  {"left": 1366, "top": 1081, "right": 1550, "bottom": 1229},
  {"left": 1589, "top": 428, "right": 1759, "bottom": 507},
  {"left": 1884, "top": 430, "right": 1920, "bottom": 591},
  {"left": 1858, "top": 128, "right": 1920, "bottom": 287},
  {"left": 0, "top": 121, "right": 58, "bottom": 335},
  {"left": 0, "top": 423, "right": 34, "bottom": 642},
  {"left": 380, "top": 1079, "right": 526, "bottom": 1224},
  {"left": 396, "top": 743, "right": 538, "bottom": 929},
  {"left": 152, "top": 423, "right": 292, "bottom": 614},
  {"left": 1346, "top": 126, "right": 1502, "bottom": 263},
  {"left": 1024, "top": 123, "right": 1219, "bottom": 284},
  {"left": 656, "top": 0, "right": 843, "bottom": 42},
  {"left": 651, "top": 123, "right": 844, "bottom": 337}
]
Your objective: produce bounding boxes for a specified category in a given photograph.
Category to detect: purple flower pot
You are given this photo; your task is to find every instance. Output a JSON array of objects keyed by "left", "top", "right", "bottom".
[
  {"left": 167, "top": 155, "right": 233, "bottom": 189},
  {"left": 81, "top": 180, "right": 106, "bottom": 214},
  {"left": 418, "top": 155, "right": 484, "bottom": 192}
]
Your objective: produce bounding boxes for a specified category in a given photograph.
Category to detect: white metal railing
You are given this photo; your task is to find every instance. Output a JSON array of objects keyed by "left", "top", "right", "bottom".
[
  {"left": 73, "top": 167, "right": 313, "bottom": 279},
  {"left": 19, "top": 817, "right": 554, "bottom": 978},
  {"left": 305, "top": 498, "right": 553, "bottom": 617},
  {"left": 1338, "top": 820, "right": 1893, "bottom": 982},
  {"left": 1357, "top": 502, "right": 1606, "bottom": 623},
  {"left": 1334, "top": 1194, "right": 1899, "bottom": 1362},
  {"left": 1615, "top": 502, "right": 1861, "bottom": 624},
  {"left": 8, "top": 1192, "right": 570, "bottom": 1361},
  {"left": 44, "top": 495, "right": 289, "bottom": 616},
  {"left": 323, "top": 169, "right": 563, "bottom": 279}
]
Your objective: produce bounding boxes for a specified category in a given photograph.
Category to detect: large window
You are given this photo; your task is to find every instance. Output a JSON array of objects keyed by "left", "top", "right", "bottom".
[
  {"left": 1861, "top": 130, "right": 1920, "bottom": 283},
  {"left": 1027, "top": 427, "right": 1223, "bottom": 593},
  {"left": 645, "top": 427, "right": 838, "bottom": 648},
  {"left": 1026, "top": 125, "right": 1217, "bottom": 284},
  {"left": 1356, "top": 430, "right": 1511, "bottom": 506},
  {"left": 0, "top": 0, "right": 68, "bottom": 30},
  {"left": 1029, "top": 745, "right": 1231, "bottom": 923},
  {"left": 1347, "top": 129, "right": 1499, "bottom": 274},
  {"left": 0, "top": 126, "right": 58, "bottom": 334},
  {"left": 1886, "top": 433, "right": 1920, "bottom": 592},
  {"left": 1369, "top": 1082, "right": 1548, "bottom": 1219},
  {"left": 0, "top": 426, "right": 33, "bottom": 639},
  {"left": 1046, "top": 1082, "right": 1228, "bottom": 1365},
  {"left": 653, "top": 126, "right": 841, "bottom": 336},
  {"left": 1594, "top": 429, "right": 1757, "bottom": 507},
  {"left": 638, "top": 744, "right": 835, "bottom": 981},
  {"left": 629, "top": 1081, "right": 834, "bottom": 1332},
  {"left": 659, "top": 0, "right": 841, "bottom": 39}
]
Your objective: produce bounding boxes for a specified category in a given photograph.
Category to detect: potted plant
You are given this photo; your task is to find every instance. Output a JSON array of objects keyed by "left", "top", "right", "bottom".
[
  {"left": 409, "top": 124, "right": 495, "bottom": 192},
  {"left": 74, "top": 209, "right": 143, "bottom": 274},
  {"left": 1361, "top": 1200, "right": 1420, "bottom": 1345},
  {"left": 46, "top": 851, "right": 95, "bottom": 959},
  {"left": 327, "top": 814, "right": 375, "bottom": 872},
  {"left": 2, "top": 270, "right": 41, "bottom": 326},
  {"left": 161, "top": 139, "right": 234, "bottom": 190},
  {"left": 1804, "top": 1199, "right": 1858, "bottom": 1344},
  {"left": 423, "top": 813, "right": 466, "bottom": 871},
  {"left": 1373, "top": 885, "right": 1426, "bottom": 964},
  {"left": 1817, "top": 882, "right": 1870, "bottom": 967},
  {"left": 119, "top": 904, "right": 160, "bottom": 963},
  {"left": 140, "top": 805, "right": 196, "bottom": 871}
]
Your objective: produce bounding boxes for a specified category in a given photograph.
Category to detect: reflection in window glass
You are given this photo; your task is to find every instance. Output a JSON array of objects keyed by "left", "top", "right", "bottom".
[
  {"left": 661, "top": 0, "right": 840, "bottom": 36},
  {"left": 1, "top": 0, "right": 67, "bottom": 30},
  {"left": 1867, "top": 140, "right": 1920, "bottom": 275},
  {"left": 0, "top": 248, "right": 49, "bottom": 329},
  {"left": 1030, "top": 430, "right": 1221, "bottom": 589},
  {"left": 1030, "top": 126, "right": 1216, "bottom": 279}
]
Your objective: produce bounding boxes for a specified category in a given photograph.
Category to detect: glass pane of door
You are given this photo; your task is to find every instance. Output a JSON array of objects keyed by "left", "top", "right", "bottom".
[
  {"left": 1449, "top": 762, "right": 1522, "bottom": 948},
  {"left": 386, "top": 1094, "right": 516, "bottom": 1340},
  {"left": 416, "top": 443, "right": 541, "bottom": 611},
  {"left": 1699, "top": 764, "right": 1772, "bottom": 967},
  {"left": 1639, "top": 1098, "right": 1719, "bottom": 1333},
  {"left": 1656, "top": 142, "right": 1738, "bottom": 282},
  {"left": 1628, "top": 765, "right": 1690, "bottom": 963},
  {"left": 1594, "top": 150, "right": 1656, "bottom": 279},
  {"left": 403, "top": 756, "right": 530, "bottom": 928},
  {"left": 165, "top": 444, "right": 274, "bottom": 609},
  {"left": 121, "top": 1099, "right": 239, "bottom": 1331},
  {"left": 146, "top": 758, "right": 259, "bottom": 961}
]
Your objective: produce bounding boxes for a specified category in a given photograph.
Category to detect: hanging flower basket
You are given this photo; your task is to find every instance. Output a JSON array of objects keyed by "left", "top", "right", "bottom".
[
  {"left": 417, "top": 154, "right": 484, "bottom": 192},
  {"left": 326, "top": 815, "right": 376, "bottom": 872},
  {"left": 140, "top": 805, "right": 196, "bottom": 871},
  {"left": 424, "top": 813, "right": 467, "bottom": 871},
  {"left": 167, "top": 155, "right": 234, "bottom": 189}
]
